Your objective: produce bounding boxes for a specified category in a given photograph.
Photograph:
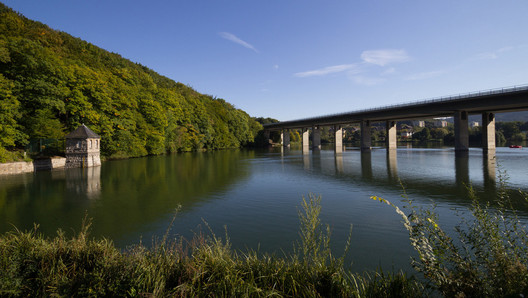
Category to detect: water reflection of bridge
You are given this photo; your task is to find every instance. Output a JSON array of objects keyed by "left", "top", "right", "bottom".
[{"left": 280, "top": 147, "right": 501, "bottom": 202}]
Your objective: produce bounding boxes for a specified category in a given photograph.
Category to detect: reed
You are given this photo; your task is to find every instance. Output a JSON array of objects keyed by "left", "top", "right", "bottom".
[{"left": 372, "top": 174, "right": 528, "bottom": 297}]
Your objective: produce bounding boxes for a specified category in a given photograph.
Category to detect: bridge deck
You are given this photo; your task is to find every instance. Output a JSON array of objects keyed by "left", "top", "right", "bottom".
[{"left": 264, "top": 85, "right": 528, "bottom": 130}]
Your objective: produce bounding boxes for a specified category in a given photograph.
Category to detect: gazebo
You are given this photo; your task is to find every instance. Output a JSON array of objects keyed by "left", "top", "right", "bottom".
[{"left": 65, "top": 124, "right": 101, "bottom": 168}]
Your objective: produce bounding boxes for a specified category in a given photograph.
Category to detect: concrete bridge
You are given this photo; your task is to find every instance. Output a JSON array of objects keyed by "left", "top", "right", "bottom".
[{"left": 263, "top": 85, "right": 528, "bottom": 152}]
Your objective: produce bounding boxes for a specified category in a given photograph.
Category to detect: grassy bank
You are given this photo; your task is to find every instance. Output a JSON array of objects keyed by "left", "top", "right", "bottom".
[
  {"left": 0, "top": 195, "right": 424, "bottom": 297},
  {"left": 2, "top": 185, "right": 528, "bottom": 297}
]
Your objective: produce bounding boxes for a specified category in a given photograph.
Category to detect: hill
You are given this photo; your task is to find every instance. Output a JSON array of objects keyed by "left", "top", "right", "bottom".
[
  {"left": 0, "top": 3, "right": 262, "bottom": 159},
  {"left": 495, "top": 111, "right": 528, "bottom": 122},
  {"left": 457, "top": 111, "right": 528, "bottom": 124}
]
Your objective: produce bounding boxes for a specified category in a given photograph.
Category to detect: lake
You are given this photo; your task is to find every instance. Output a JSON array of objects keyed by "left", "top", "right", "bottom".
[{"left": 1, "top": 145, "right": 527, "bottom": 273}]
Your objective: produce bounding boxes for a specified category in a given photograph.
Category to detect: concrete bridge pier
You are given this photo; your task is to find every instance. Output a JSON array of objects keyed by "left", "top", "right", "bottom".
[
  {"left": 361, "top": 120, "right": 371, "bottom": 151},
  {"left": 334, "top": 125, "right": 343, "bottom": 153},
  {"left": 454, "top": 111, "right": 469, "bottom": 151},
  {"left": 302, "top": 128, "right": 310, "bottom": 153},
  {"left": 312, "top": 126, "right": 321, "bottom": 149},
  {"left": 281, "top": 129, "right": 290, "bottom": 148},
  {"left": 386, "top": 120, "right": 397, "bottom": 150},
  {"left": 482, "top": 112, "right": 495, "bottom": 151}
]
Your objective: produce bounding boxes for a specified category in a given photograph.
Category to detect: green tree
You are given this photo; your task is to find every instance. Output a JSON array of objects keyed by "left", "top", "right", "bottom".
[
  {"left": 413, "top": 127, "right": 430, "bottom": 142},
  {"left": 290, "top": 130, "right": 300, "bottom": 143},
  {"left": 0, "top": 74, "right": 27, "bottom": 147},
  {"left": 497, "top": 122, "right": 521, "bottom": 140},
  {"left": 511, "top": 132, "right": 526, "bottom": 143},
  {"left": 26, "top": 109, "right": 66, "bottom": 139},
  {"left": 430, "top": 128, "right": 448, "bottom": 140},
  {"left": 495, "top": 130, "right": 506, "bottom": 145},
  {"left": 0, "top": 2, "right": 263, "bottom": 159}
]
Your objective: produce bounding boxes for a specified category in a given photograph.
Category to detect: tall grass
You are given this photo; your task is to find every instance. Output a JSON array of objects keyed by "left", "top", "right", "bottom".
[
  {"left": 0, "top": 194, "right": 424, "bottom": 297},
  {"left": 372, "top": 175, "right": 528, "bottom": 297}
]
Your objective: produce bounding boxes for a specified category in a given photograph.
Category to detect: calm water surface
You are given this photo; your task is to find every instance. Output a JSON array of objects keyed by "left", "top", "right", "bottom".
[{"left": 1, "top": 145, "right": 527, "bottom": 273}]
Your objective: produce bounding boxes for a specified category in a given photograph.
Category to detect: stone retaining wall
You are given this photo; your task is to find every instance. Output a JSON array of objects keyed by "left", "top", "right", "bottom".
[
  {"left": 33, "top": 157, "right": 67, "bottom": 171},
  {"left": 0, "top": 161, "right": 34, "bottom": 175},
  {"left": 1, "top": 157, "right": 67, "bottom": 175}
]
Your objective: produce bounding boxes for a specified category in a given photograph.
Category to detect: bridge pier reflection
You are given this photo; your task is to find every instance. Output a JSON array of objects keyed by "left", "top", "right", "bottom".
[
  {"left": 386, "top": 149, "right": 398, "bottom": 181},
  {"left": 292, "top": 146, "right": 503, "bottom": 199},
  {"left": 280, "top": 145, "right": 290, "bottom": 158},
  {"left": 361, "top": 151, "right": 373, "bottom": 179},
  {"left": 455, "top": 151, "right": 470, "bottom": 190},
  {"left": 483, "top": 149, "right": 496, "bottom": 192},
  {"left": 303, "top": 152, "right": 311, "bottom": 170},
  {"left": 335, "top": 152, "right": 344, "bottom": 174}
]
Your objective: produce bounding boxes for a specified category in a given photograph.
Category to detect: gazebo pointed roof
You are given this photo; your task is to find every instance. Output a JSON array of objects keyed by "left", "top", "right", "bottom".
[{"left": 65, "top": 124, "right": 100, "bottom": 139}]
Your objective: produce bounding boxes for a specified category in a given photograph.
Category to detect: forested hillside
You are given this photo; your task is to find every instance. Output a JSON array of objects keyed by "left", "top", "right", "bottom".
[{"left": 0, "top": 3, "right": 262, "bottom": 159}]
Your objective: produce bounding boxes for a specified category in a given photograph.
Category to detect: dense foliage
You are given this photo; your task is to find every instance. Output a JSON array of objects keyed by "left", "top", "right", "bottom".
[{"left": 0, "top": 3, "right": 262, "bottom": 159}]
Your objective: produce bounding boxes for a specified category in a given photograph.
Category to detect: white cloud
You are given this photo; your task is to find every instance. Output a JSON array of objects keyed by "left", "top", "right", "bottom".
[
  {"left": 219, "top": 32, "right": 258, "bottom": 53},
  {"left": 361, "top": 49, "right": 410, "bottom": 66},
  {"left": 404, "top": 70, "right": 445, "bottom": 81},
  {"left": 294, "top": 64, "right": 360, "bottom": 77}
]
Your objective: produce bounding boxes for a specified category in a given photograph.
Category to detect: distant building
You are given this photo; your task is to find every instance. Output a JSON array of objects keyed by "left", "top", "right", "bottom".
[
  {"left": 434, "top": 120, "right": 448, "bottom": 127},
  {"left": 65, "top": 124, "right": 101, "bottom": 168},
  {"left": 470, "top": 121, "right": 480, "bottom": 128},
  {"left": 401, "top": 131, "right": 413, "bottom": 138},
  {"left": 413, "top": 120, "right": 425, "bottom": 128}
]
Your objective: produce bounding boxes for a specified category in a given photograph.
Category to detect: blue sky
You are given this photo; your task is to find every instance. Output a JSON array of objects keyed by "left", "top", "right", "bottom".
[{"left": 3, "top": 0, "right": 528, "bottom": 121}]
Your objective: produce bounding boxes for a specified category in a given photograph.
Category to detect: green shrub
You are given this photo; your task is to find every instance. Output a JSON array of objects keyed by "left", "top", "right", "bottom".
[
  {"left": 0, "top": 147, "right": 30, "bottom": 163},
  {"left": 372, "top": 177, "right": 528, "bottom": 297}
]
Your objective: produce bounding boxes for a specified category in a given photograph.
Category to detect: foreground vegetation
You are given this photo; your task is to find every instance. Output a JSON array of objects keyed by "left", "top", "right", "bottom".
[
  {"left": 2, "top": 181, "right": 528, "bottom": 297},
  {"left": 0, "top": 3, "right": 263, "bottom": 161},
  {"left": 372, "top": 177, "right": 528, "bottom": 297},
  {"left": 0, "top": 195, "right": 424, "bottom": 297}
]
